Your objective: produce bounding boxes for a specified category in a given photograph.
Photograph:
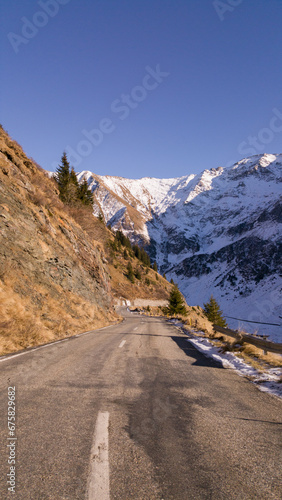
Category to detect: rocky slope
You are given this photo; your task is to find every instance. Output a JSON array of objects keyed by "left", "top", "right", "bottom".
[
  {"left": 0, "top": 126, "right": 118, "bottom": 354},
  {"left": 78, "top": 154, "right": 282, "bottom": 341},
  {"left": 0, "top": 126, "right": 174, "bottom": 354}
]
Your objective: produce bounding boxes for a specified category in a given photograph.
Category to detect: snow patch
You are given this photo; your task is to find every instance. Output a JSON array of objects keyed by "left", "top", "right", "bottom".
[{"left": 187, "top": 334, "right": 282, "bottom": 399}]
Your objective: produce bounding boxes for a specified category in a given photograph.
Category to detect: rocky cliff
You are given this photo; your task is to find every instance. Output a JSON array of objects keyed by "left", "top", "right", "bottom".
[
  {"left": 0, "top": 125, "right": 174, "bottom": 354},
  {"left": 0, "top": 126, "right": 117, "bottom": 354}
]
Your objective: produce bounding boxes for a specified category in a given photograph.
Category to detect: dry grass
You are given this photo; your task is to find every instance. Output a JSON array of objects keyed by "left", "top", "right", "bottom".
[
  {"left": 0, "top": 281, "right": 119, "bottom": 356},
  {"left": 108, "top": 254, "right": 172, "bottom": 303},
  {"left": 67, "top": 205, "right": 111, "bottom": 245},
  {"left": 0, "top": 125, "right": 121, "bottom": 356},
  {"left": 0, "top": 283, "right": 53, "bottom": 354},
  {"left": 205, "top": 328, "right": 282, "bottom": 369},
  {"left": 183, "top": 306, "right": 214, "bottom": 335},
  {"left": 238, "top": 344, "right": 282, "bottom": 368}
]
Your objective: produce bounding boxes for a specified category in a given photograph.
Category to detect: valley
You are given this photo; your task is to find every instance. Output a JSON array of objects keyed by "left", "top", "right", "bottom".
[{"left": 77, "top": 154, "right": 282, "bottom": 341}]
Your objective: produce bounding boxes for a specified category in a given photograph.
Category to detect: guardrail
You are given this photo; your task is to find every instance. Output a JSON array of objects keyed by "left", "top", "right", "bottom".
[{"left": 213, "top": 325, "right": 282, "bottom": 355}]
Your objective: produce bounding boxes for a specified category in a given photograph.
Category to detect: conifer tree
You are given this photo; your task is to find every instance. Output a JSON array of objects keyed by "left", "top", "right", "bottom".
[
  {"left": 135, "top": 268, "right": 142, "bottom": 280},
  {"left": 168, "top": 285, "right": 187, "bottom": 316},
  {"left": 55, "top": 153, "right": 93, "bottom": 206},
  {"left": 127, "top": 262, "right": 134, "bottom": 282},
  {"left": 55, "top": 152, "right": 71, "bottom": 202},
  {"left": 69, "top": 167, "right": 79, "bottom": 187},
  {"left": 77, "top": 179, "right": 93, "bottom": 206},
  {"left": 203, "top": 295, "right": 227, "bottom": 327}
]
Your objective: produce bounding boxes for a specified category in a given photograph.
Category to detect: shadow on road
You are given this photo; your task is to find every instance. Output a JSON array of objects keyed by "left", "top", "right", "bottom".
[{"left": 171, "top": 336, "right": 224, "bottom": 368}]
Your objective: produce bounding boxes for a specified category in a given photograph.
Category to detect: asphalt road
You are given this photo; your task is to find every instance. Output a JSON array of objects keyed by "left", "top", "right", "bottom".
[{"left": 0, "top": 310, "right": 281, "bottom": 499}]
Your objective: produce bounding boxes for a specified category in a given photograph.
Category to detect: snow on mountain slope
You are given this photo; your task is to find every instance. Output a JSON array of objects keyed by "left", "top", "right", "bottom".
[{"left": 78, "top": 154, "right": 282, "bottom": 341}]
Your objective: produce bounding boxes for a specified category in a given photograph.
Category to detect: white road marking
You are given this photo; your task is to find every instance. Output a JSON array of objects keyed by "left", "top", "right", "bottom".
[
  {"left": 0, "top": 338, "right": 69, "bottom": 363},
  {"left": 0, "top": 323, "right": 119, "bottom": 364},
  {"left": 119, "top": 340, "right": 126, "bottom": 348},
  {"left": 87, "top": 411, "right": 110, "bottom": 500},
  {"left": 133, "top": 327, "right": 138, "bottom": 331}
]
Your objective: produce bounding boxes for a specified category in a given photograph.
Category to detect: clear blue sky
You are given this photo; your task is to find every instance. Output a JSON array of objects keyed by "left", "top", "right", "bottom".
[{"left": 1, "top": 0, "right": 282, "bottom": 178}]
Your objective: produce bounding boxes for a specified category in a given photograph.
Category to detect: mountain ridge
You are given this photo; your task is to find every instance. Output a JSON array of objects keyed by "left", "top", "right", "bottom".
[{"left": 77, "top": 153, "right": 282, "bottom": 341}]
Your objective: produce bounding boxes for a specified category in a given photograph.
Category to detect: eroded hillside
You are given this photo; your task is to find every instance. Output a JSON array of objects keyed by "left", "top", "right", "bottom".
[
  {"left": 0, "top": 126, "right": 172, "bottom": 354},
  {"left": 0, "top": 127, "right": 119, "bottom": 354}
]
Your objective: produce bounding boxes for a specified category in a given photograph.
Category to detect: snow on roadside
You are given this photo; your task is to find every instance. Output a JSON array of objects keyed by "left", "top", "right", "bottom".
[
  {"left": 167, "top": 317, "right": 282, "bottom": 398},
  {"left": 186, "top": 333, "right": 282, "bottom": 399}
]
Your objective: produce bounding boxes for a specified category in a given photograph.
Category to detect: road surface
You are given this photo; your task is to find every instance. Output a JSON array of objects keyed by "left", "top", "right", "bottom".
[{"left": 0, "top": 310, "right": 281, "bottom": 499}]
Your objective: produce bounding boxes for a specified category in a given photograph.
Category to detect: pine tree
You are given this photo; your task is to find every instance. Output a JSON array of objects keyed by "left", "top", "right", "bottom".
[
  {"left": 77, "top": 179, "right": 93, "bottom": 206},
  {"left": 140, "top": 248, "right": 150, "bottom": 267},
  {"left": 69, "top": 167, "right": 79, "bottom": 187},
  {"left": 153, "top": 261, "right": 158, "bottom": 272},
  {"left": 55, "top": 154, "right": 93, "bottom": 206},
  {"left": 168, "top": 285, "right": 187, "bottom": 316},
  {"left": 135, "top": 268, "right": 142, "bottom": 280},
  {"left": 133, "top": 244, "right": 141, "bottom": 260},
  {"left": 63, "top": 166, "right": 80, "bottom": 204},
  {"left": 127, "top": 262, "right": 134, "bottom": 282},
  {"left": 55, "top": 152, "right": 71, "bottom": 202},
  {"left": 203, "top": 295, "right": 227, "bottom": 327}
]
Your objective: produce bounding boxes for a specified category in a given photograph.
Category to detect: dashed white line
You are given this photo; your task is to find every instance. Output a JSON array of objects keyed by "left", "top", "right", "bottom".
[
  {"left": 87, "top": 411, "right": 110, "bottom": 500},
  {"left": 119, "top": 340, "right": 126, "bottom": 348},
  {"left": 133, "top": 327, "right": 138, "bottom": 331}
]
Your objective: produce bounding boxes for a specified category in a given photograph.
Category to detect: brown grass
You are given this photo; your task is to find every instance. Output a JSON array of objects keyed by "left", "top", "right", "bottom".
[
  {"left": 67, "top": 205, "right": 111, "bottom": 245},
  {"left": 0, "top": 281, "right": 119, "bottom": 356},
  {"left": 0, "top": 125, "right": 122, "bottom": 356},
  {"left": 205, "top": 328, "right": 282, "bottom": 369},
  {"left": 108, "top": 254, "right": 172, "bottom": 303}
]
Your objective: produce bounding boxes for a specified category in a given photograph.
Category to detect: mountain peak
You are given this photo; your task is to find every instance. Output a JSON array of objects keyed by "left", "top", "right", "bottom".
[{"left": 78, "top": 153, "right": 281, "bottom": 342}]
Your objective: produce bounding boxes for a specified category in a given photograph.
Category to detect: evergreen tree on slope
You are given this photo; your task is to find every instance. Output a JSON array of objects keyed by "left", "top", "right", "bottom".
[
  {"left": 55, "top": 152, "right": 71, "bottom": 202},
  {"left": 55, "top": 153, "right": 93, "bottom": 206},
  {"left": 168, "top": 285, "right": 187, "bottom": 316},
  {"left": 77, "top": 179, "right": 93, "bottom": 206},
  {"left": 203, "top": 295, "right": 227, "bottom": 327}
]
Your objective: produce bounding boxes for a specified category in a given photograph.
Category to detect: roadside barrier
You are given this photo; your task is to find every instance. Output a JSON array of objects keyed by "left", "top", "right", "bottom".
[{"left": 213, "top": 325, "right": 282, "bottom": 355}]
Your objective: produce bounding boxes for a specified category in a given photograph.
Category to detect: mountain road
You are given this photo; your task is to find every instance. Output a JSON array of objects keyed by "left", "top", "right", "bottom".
[{"left": 0, "top": 310, "right": 281, "bottom": 499}]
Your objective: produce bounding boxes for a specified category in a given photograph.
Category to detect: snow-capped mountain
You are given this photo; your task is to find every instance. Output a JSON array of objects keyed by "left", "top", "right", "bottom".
[{"left": 78, "top": 154, "right": 282, "bottom": 341}]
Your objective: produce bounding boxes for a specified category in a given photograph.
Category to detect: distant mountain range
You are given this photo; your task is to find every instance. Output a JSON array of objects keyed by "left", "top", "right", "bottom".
[{"left": 77, "top": 153, "right": 282, "bottom": 341}]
